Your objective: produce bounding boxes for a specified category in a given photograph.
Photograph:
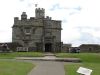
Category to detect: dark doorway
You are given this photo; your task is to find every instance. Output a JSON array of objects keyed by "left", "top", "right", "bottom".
[{"left": 45, "top": 43, "right": 52, "bottom": 52}]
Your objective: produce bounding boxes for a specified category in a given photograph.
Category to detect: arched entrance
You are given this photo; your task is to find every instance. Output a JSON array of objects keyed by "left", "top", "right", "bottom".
[{"left": 45, "top": 43, "right": 52, "bottom": 52}]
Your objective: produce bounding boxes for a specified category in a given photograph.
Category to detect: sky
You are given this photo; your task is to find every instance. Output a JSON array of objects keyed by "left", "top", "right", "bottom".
[{"left": 0, "top": 0, "right": 100, "bottom": 46}]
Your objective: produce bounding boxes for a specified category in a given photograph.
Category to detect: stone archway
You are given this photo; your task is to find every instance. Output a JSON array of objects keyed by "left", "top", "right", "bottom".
[{"left": 45, "top": 43, "right": 52, "bottom": 52}]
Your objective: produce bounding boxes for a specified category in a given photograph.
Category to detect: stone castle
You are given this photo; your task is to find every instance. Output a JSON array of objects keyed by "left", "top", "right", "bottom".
[{"left": 12, "top": 8, "right": 62, "bottom": 52}]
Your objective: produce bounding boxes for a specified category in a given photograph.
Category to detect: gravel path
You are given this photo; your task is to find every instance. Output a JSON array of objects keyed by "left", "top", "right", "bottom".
[
  {"left": 28, "top": 61, "right": 65, "bottom": 75},
  {"left": 28, "top": 53, "right": 65, "bottom": 75}
]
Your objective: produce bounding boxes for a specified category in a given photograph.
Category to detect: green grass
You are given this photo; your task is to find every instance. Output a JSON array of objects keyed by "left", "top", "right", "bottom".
[
  {"left": 0, "top": 61, "right": 34, "bottom": 75},
  {"left": 64, "top": 63, "right": 82, "bottom": 75},
  {"left": 56, "top": 53, "right": 100, "bottom": 63},
  {"left": 0, "top": 52, "right": 44, "bottom": 59},
  {"left": 14, "top": 52, "right": 44, "bottom": 57},
  {"left": 56, "top": 53, "right": 100, "bottom": 75},
  {"left": 65, "top": 63, "right": 100, "bottom": 75}
]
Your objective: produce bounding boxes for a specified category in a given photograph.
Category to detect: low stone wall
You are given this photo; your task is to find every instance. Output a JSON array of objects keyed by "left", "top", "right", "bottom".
[
  {"left": 17, "top": 47, "right": 28, "bottom": 52},
  {"left": 17, "top": 47, "right": 36, "bottom": 52}
]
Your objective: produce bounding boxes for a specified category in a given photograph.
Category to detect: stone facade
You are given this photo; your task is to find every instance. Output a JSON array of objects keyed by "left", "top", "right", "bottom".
[
  {"left": 0, "top": 42, "right": 22, "bottom": 52},
  {"left": 12, "top": 8, "right": 62, "bottom": 52},
  {"left": 62, "top": 44, "right": 72, "bottom": 52},
  {"left": 79, "top": 44, "right": 100, "bottom": 53}
]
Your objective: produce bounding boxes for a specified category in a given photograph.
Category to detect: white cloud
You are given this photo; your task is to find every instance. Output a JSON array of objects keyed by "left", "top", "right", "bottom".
[{"left": 0, "top": 0, "right": 100, "bottom": 46}]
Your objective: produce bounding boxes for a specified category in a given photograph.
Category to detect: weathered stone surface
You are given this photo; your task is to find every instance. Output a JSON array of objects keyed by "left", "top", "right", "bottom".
[
  {"left": 79, "top": 44, "right": 100, "bottom": 53},
  {"left": 12, "top": 8, "right": 62, "bottom": 52}
]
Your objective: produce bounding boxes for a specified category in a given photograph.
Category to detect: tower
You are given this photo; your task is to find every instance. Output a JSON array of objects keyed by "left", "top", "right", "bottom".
[
  {"left": 12, "top": 7, "right": 62, "bottom": 52},
  {"left": 35, "top": 8, "right": 45, "bottom": 18},
  {"left": 21, "top": 12, "right": 27, "bottom": 20}
]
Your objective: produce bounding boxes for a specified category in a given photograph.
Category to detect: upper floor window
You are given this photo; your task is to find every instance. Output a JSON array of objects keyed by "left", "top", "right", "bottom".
[{"left": 24, "top": 28, "right": 31, "bottom": 34}]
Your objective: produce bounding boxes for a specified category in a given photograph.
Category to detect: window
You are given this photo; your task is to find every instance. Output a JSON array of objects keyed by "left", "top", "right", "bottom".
[
  {"left": 24, "top": 28, "right": 31, "bottom": 34},
  {"left": 89, "top": 48, "right": 92, "bottom": 51}
]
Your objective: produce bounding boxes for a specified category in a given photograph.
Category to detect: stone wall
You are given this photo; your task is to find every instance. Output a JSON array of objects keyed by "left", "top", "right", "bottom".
[
  {"left": 79, "top": 44, "right": 100, "bottom": 53},
  {"left": 62, "top": 44, "right": 72, "bottom": 52},
  {"left": 12, "top": 8, "right": 62, "bottom": 52},
  {"left": 0, "top": 42, "right": 22, "bottom": 52}
]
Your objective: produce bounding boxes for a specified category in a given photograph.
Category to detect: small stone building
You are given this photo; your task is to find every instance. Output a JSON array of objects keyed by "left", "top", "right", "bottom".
[
  {"left": 12, "top": 8, "right": 62, "bottom": 52},
  {"left": 62, "top": 44, "right": 72, "bottom": 52},
  {"left": 0, "top": 42, "right": 22, "bottom": 52},
  {"left": 79, "top": 44, "right": 100, "bottom": 53}
]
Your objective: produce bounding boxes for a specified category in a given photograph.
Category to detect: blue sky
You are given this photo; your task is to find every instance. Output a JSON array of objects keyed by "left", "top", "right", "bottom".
[{"left": 0, "top": 0, "right": 100, "bottom": 46}]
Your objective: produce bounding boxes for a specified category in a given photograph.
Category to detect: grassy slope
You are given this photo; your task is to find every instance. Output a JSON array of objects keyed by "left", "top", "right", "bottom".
[
  {"left": 0, "top": 52, "right": 43, "bottom": 75},
  {"left": 56, "top": 53, "right": 100, "bottom": 75},
  {"left": 65, "top": 63, "right": 100, "bottom": 75},
  {"left": 0, "top": 52, "right": 44, "bottom": 58},
  {"left": 0, "top": 61, "right": 34, "bottom": 75}
]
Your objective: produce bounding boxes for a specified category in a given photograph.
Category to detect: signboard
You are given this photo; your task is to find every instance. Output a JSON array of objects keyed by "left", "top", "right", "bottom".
[{"left": 77, "top": 67, "right": 92, "bottom": 75}]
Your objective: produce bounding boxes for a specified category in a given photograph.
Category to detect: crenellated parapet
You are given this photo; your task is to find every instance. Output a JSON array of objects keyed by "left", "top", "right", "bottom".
[
  {"left": 35, "top": 8, "right": 45, "bottom": 18},
  {"left": 12, "top": 7, "right": 62, "bottom": 52},
  {"left": 21, "top": 12, "right": 27, "bottom": 20}
]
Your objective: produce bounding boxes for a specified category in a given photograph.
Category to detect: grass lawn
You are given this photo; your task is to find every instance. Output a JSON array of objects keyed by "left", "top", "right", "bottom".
[
  {"left": 0, "top": 60, "right": 34, "bottom": 75},
  {"left": 0, "top": 52, "right": 44, "bottom": 59},
  {"left": 56, "top": 53, "right": 100, "bottom": 75}
]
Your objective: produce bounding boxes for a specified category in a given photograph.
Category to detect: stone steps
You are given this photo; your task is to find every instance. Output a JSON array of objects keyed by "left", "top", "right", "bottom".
[
  {"left": 16, "top": 57, "right": 81, "bottom": 62},
  {"left": 44, "top": 52, "right": 56, "bottom": 56}
]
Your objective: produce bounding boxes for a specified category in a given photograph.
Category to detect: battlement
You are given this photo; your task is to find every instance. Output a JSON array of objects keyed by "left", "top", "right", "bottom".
[
  {"left": 22, "top": 12, "right": 27, "bottom": 15},
  {"left": 35, "top": 8, "right": 45, "bottom": 18},
  {"left": 30, "top": 17, "right": 35, "bottom": 20},
  {"left": 14, "top": 17, "right": 19, "bottom": 21},
  {"left": 21, "top": 12, "right": 27, "bottom": 20},
  {"left": 46, "top": 16, "right": 52, "bottom": 20},
  {"left": 35, "top": 8, "right": 45, "bottom": 12},
  {"left": 13, "top": 8, "right": 61, "bottom": 25}
]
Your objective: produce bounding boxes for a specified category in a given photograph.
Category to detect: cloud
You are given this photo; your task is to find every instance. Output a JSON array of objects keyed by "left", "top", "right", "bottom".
[
  {"left": 19, "top": 0, "right": 25, "bottom": 2},
  {"left": 69, "top": 12, "right": 78, "bottom": 15},
  {"left": 49, "top": 3, "right": 61, "bottom": 11},
  {"left": 71, "top": 31, "right": 100, "bottom": 46},
  {"left": 1, "top": 0, "right": 100, "bottom": 47},
  {"left": 76, "top": 26, "right": 100, "bottom": 38},
  {"left": 50, "top": 3, "right": 81, "bottom": 11},
  {"left": 79, "top": 32, "right": 94, "bottom": 42},
  {"left": 0, "top": 30, "right": 12, "bottom": 42},
  {"left": 68, "top": 26, "right": 100, "bottom": 46},
  {"left": 62, "top": 19, "right": 67, "bottom": 23},
  {"left": 73, "top": 6, "right": 81, "bottom": 11}
]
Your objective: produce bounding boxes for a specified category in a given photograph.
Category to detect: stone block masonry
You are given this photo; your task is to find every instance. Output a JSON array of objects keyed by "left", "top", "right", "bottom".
[{"left": 12, "top": 8, "right": 62, "bottom": 52}]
